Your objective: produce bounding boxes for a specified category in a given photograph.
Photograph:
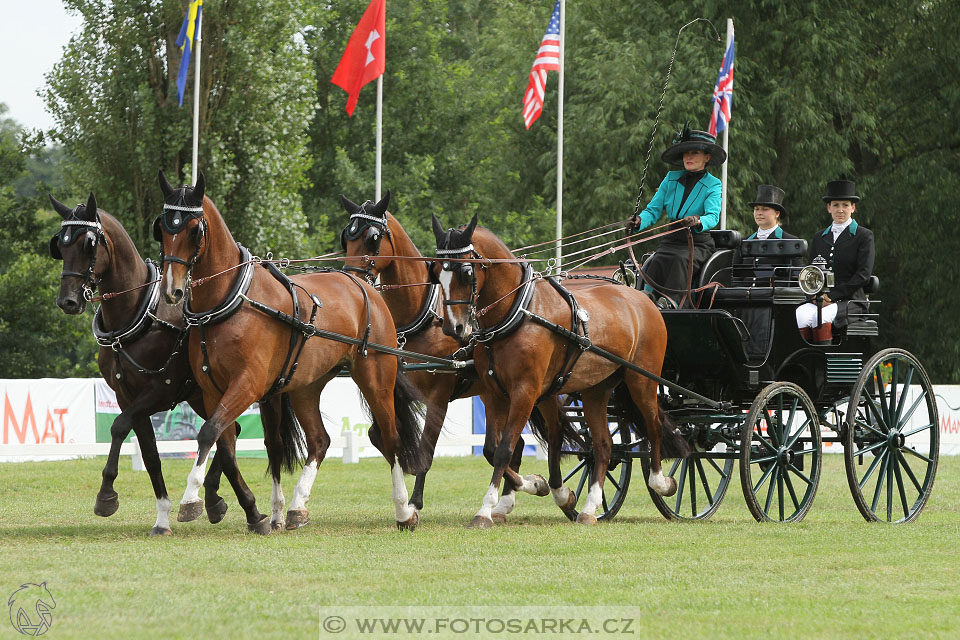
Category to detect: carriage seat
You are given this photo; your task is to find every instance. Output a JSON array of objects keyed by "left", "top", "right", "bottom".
[
  {"left": 697, "top": 230, "right": 742, "bottom": 288},
  {"left": 739, "top": 238, "right": 808, "bottom": 261}
]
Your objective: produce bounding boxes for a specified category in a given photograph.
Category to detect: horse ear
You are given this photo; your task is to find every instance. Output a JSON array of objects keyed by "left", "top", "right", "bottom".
[
  {"left": 192, "top": 170, "right": 206, "bottom": 204},
  {"left": 158, "top": 170, "right": 175, "bottom": 198},
  {"left": 431, "top": 214, "right": 446, "bottom": 245},
  {"left": 49, "top": 194, "right": 73, "bottom": 220},
  {"left": 339, "top": 194, "right": 360, "bottom": 214},
  {"left": 82, "top": 192, "right": 98, "bottom": 220},
  {"left": 374, "top": 189, "right": 391, "bottom": 216},
  {"left": 463, "top": 212, "right": 478, "bottom": 240}
]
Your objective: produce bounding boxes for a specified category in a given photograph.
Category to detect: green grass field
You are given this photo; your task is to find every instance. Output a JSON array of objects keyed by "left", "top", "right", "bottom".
[{"left": 0, "top": 454, "right": 957, "bottom": 639}]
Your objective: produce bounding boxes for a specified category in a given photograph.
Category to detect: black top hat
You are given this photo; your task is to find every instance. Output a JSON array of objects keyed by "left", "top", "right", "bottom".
[
  {"left": 660, "top": 124, "right": 727, "bottom": 167},
  {"left": 748, "top": 184, "right": 787, "bottom": 215},
  {"left": 822, "top": 180, "right": 860, "bottom": 203}
]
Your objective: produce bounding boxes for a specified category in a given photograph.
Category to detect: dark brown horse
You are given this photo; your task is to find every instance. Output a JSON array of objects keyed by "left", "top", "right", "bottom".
[
  {"left": 340, "top": 194, "right": 553, "bottom": 520},
  {"left": 156, "top": 172, "right": 427, "bottom": 530},
  {"left": 48, "top": 192, "right": 271, "bottom": 535},
  {"left": 430, "top": 214, "right": 688, "bottom": 527}
]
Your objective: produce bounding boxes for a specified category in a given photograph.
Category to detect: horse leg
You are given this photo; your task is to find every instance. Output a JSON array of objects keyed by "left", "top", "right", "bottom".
[
  {"left": 94, "top": 408, "right": 137, "bottom": 518},
  {"left": 285, "top": 387, "right": 331, "bottom": 530},
  {"left": 469, "top": 389, "right": 536, "bottom": 529},
  {"left": 259, "top": 398, "right": 287, "bottom": 530},
  {"left": 186, "top": 392, "right": 231, "bottom": 524},
  {"left": 126, "top": 414, "right": 175, "bottom": 536},
  {"left": 409, "top": 379, "right": 452, "bottom": 512},
  {"left": 574, "top": 389, "right": 614, "bottom": 525},
  {"left": 546, "top": 398, "right": 579, "bottom": 520},
  {"left": 625, "top": 372, "right": 676, "bottom": 497},
  {"left": 213, "top": 427, "right": 270, "bottom": 534}
]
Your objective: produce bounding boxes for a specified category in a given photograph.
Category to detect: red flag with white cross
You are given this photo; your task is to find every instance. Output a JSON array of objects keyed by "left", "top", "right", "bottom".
[{"left": 331, "top": 0, "right": 386, "bottom": 116}]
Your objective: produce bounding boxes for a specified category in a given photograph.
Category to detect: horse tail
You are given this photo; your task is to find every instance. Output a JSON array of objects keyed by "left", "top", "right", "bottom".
[
  {"left": 609, "top": 382, "right": 690, "bottom": 459},
  {"left": 270, "top": 393, "right": 306, "bottom": 478},
  {"left": 527, "top": 398, "right": 585, "bottom": 456},
  {"left": 369, "top": 369, "right": 428, "bottom": 475}
]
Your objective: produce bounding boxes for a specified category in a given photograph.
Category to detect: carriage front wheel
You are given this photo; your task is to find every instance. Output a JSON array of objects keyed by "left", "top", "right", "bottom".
[
  {"left": 740, "top": 382, "right": 822, "bottom": 523},
  {"left": 843, "top": 348, "right": 939, "bottom": 523}
]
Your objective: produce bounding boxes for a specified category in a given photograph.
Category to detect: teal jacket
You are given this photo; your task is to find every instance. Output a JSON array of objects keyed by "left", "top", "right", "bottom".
[{"left": 636, "top": 170, "right": 722, "bottom": 232}]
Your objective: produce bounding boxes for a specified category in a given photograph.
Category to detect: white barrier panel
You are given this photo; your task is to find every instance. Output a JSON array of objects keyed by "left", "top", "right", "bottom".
[
  {"left": 0, "top": 378, "right": 96, "bottom": 460},
  {"left": 935, "top": 386, "right": 960, "bottom": 455}
]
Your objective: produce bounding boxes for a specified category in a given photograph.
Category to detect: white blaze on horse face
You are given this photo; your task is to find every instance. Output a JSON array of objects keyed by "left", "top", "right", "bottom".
[
  {"left": 580, "top": 482, "right": 603, "bottom": 516},
  {"left": 154, "top": 496, "right": 172, "bottom": 532},
  {"left": 648, "top": 468, "right": 672, "bottom": 496},
  {"left": 438, "top": 270, "right": 463, "bottom": 335},
  {"left": 289, "top": 459, "right": 318, "bottom": 511},
  {"left": 392, "top": 462, "right": 416, "bottom": 523}
]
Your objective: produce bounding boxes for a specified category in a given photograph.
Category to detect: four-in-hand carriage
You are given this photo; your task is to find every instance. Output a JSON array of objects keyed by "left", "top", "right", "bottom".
[{"left": 557, "top": 231, "right": 939, "bottom": 524}]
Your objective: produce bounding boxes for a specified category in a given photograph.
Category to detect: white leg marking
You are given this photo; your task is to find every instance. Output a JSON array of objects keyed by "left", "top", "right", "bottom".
[
  {"left": 288, "top": 460, "right": 318, "bottom": 511},
  {"left": 515, "top": 474, "right": 544, "bottom": 495},
  {"left": 154, "top": 497, "right": 172, "bottom": 531},
  {"left": 648, "top": 468, "right": 672, "bottom": 496},
  {"left": 271, "top": 478, "right": 285, "bottom": 525},
  {"left": 491, "top": 491, "right": 515, "bottom": 517},
  {"left": 552, "top": 486, "right": 572, "bottom": 508},
  {"left": 180, "top": 457, "right": 208, "bottom": 506},
  {"left": 580, "top": 482, "right": 603, "bottom": 516},
  {"left": 392, "top": 463, "right": 415, "bottom": 522},
  {"left": 475, "top": 483, "right": 500, "bottom": 520}
]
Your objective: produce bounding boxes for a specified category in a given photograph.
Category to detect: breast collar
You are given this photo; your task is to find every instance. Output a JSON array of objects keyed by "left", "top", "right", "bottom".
[
  {"left": 183, "top": 244, "right": 256, "bottom": 326},
  {"left": 93, "top": 259, "right": 178, "bottom": 348},
  {"left": 396, "top": 283, "right": 441, "bottom": 344},
  {"left": 474, "top": 263, "right": 537, "bottom": 343}
]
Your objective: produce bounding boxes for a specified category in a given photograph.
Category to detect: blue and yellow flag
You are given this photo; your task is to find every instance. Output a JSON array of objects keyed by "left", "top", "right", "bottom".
[{"left": 176, "top": 0, "right": 203, "bottom": 106}]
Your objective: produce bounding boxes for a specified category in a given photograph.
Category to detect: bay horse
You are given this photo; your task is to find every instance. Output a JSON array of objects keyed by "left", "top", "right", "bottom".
[
  {"left": 156, "top": 171, "right": 427, "bottom": 530},
  {"left": 430, "top": 214, "right": 689, "bottom": 527},
  {"left": 340, "top": 193, "right": 564, "bottom": 521},
  {"left": 48, "top": 192, "right": 275, "bottom": 535}
]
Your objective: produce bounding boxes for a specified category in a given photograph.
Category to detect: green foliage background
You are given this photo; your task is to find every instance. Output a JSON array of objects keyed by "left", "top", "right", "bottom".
[{"left": 0, "top": 0, "right": 957, "bottom": 380}]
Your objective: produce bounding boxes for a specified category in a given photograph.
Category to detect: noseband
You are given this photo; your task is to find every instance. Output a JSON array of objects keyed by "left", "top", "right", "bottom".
[
  {"left": 50, "top": 206, "right": 106, "bottom": 301},
  {"left": 340, "top": 201, "right": 390, "bottom": 283}
]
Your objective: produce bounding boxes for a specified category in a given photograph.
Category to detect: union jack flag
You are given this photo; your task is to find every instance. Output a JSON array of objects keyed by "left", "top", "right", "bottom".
[
  {"left": 708, "top": 34, "right": 735, "bottom": 136},
  {"left": 522, "top": 1, "right": 561, "bottom": 129}
]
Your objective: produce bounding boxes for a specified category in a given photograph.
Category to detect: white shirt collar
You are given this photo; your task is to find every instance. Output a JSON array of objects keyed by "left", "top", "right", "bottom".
[
  {"left": 756, "top": 225, "right": 779, "bottom": 240},
  {"left": 831, "top": 218, "right": 853, "bottom": 240}
]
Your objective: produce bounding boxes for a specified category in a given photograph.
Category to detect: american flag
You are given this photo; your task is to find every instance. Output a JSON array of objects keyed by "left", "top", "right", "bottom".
[
  {"left": 522, "top": 1, "right": 562, "bottom": 129},
  {"left": 708, "top": 34, "right": 735, "bottom": 136}
]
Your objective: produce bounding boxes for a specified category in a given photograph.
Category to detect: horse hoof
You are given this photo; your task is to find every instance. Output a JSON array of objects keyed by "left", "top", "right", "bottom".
[
  {"left": 248, "top": 515, "right": 272, "bottom": 535},
  {"left": 149, "top": 526, "right": 172, "bottom": 537},
  {"left": 94, "top": 493, "right": 119, "bottom": 517},
  {"left": 206, "top": 497, "right": 228, "bottom": 524},
  {"left": 559, "top": 490, "right": 578, "bottom": 520},
  {"left": 271, "top": 520, "right": 285, "bottom": 531},
  {"left": 467, "top": 515, "right": 493, "bottom": 530},
  {"left": 661, "top": 476, "right": 678, "bottom": 498},
  {"left": 285, "top": 509, "right": 309, "bottom": 530},
  {"left": 177, "top": 500, "right": 204, "bottom": 522},
  {"left": 396, "top": 510, "right": 419, "bottom": 532},
  {"left": 491, "top": 513, "right": 507, "bottom": 524},
  {"left": 527, "top": 474, "right": 550, "bottom": 497},
  {"left": 576, "top": 513, "right": 598, "bottom": 525}
]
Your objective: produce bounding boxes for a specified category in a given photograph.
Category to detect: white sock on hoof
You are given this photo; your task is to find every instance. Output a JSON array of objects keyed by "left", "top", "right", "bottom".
[
  {"left": 392, "top": 463, "right": 415, "bottom": 522},
  {"left": 154, "top": 497, "right": 172, "bottom": 531},
  {"left": 580, "top": 482, "right": 602, "bottom": 517},
  {"left": 492, "top": 492, "right": 516, "bottom": 517},
  {"left": 475, "top": 483, "right": 499, "bottom": 521},
  {"left": 552, "top": 486, "right": 572, "bottom": 508},
  {"left": 648, "top": 469, "right": 672, "bottom": 495},
  {"left": 181, "top": 457, "right": 208, "bottom": 505},
  {"left": 271, "top": 479, "right": 285, "bottom": 522},
  {"left": 289, "top": 460, "right": 318, "bottom": 511}
]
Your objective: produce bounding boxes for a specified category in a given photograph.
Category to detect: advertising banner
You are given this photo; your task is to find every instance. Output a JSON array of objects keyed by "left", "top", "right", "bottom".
[{"left": 1, "top": 378, "right": 96, "bottom": 460}]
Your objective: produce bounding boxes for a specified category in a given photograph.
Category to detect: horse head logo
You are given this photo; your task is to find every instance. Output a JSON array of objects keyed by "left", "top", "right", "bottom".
[{"left": 8, "top": 582, "right": 56, "bottom": 636}]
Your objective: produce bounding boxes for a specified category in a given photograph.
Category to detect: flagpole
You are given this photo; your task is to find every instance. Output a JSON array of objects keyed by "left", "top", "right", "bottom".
[
  {"left": 190, "top": 8, "right": 203, "bottom": 185},
  {"left": 719, "top": 18, "right": 732, "bottom": 230},
  {"left": 375, "top": 75, "right": 383, "bottom": 201},
  {"left": 555, "top": 0, "right": 565, "bottom": 273}
]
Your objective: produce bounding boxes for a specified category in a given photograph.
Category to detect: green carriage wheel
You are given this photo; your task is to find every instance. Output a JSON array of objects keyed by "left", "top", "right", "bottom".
[
  {"left": 640, "top": 425, "right": 734, "bottom": 521},
  {"left": 843, "top": 348, "right": 939, "bottom": 523},
  {"left": 557, "top": 396, "right": 632, "bottom": 522},
  {"left": 740, "top": 382, "right": 822, "bottom": 522}
]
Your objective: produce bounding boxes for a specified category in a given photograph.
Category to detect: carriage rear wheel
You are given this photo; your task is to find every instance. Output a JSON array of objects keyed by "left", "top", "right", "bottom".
[
  {"left": 740, "top": 382, "right": 822, "bottom": 523},
  {"left": 843, "top": 348, "right": 939, "bottom": 523},
  {"left": 557, "top": 395, "right": 632, "bottom": 522},
  {"left": 640, "top": 424, "right": 734, "bottom": 521}
]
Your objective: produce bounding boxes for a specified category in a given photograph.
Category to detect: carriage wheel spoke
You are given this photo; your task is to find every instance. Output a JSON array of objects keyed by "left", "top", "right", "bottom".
[
  {"left": 574, "top": 465, "right": 589, "bottom": 500},
  {"left": 886, "top": 455, "right": 894, "bottom": 522},
  {"left": 792, "top": 447, "right": 819, "bottom": 457},
  {"left": 874, "top": 365, "right": 890, "bottom": 423},
  {"left": 605, "top": 471, "right": 621, "bottom": 492},
  {"left": 764, "top": 466, "right": 779, "bottom": 515},
  {"left": 562, "top": 459, "right": 585, "bottom": 484},
  {"left": 896, "top": 393, "right": 926, "bottom": 431},
  {"left": 854, "top": 416, "right": 886, "bottom": 438},
  {"left": 892, "top": 366, "right": 914, "bottom": 426},
  {"left": 751, "top": 454, "right": 779, "bottom": 464},
  {"left": 783, "top": 468, "right": 802, "bottom": 511},
  {"left": 863, "top": 393, "right": 888, "bottom": 431},
  {"left": 674, "top": 459, "right": 689, "bottom": 514},
  {"left": 707, "top": 456, "right": 729, "bottom": 477},
  {"left": 785, "top": 417, "right": 812, "bottom": 449},
  {"left": 901, "top": 423, "right": 934, "bottom": 439},
  {"left": 695, "top": 459, "right": 715, "bottom": 506},
  {"left": 893, "top": 454, "right": 910, "bottom": 520},
  {"left": 786, "top": 396, "right": 798, "bottom": 440},
  {"left": 777, "top": 470, "right": 785, "bottom": 520},
  {"left": 754, "top": 430, "right": 777, "bottom": 454},
  {"left": 853, "top": 439, "right": 887, "bottom": 458},
  {"left": 787, "top": 464, "right": 813, "bottom": 486},
  {"left": 857, "top": 450, "right": 886, "bottom": 490},
  {"left": 901, "top": 447, "right": 933, "bottom": 464},
  {"left": 889, "top": 360, "right": 899, "bottom": 424},
  {"left": 896, "top": 450, "right": 924, "bottom": 495},
  {"left": 688, "top": 456, "right": 698, "bottom": 516},
  {"left": 668, "top": 457, "right": 682, "bottom": 477},
  {"left": 870, "top": 451, "right": 891, "bottom": 514}
]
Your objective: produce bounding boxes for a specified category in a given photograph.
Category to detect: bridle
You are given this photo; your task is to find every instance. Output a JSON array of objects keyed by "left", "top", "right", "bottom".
[
  {"left": 49, "top": 205, "right": 108, "bottom": 302},
  {"left": 340, "top": 200, "right": 390, "bottom": 283},
  {"left": 154, "top": 187, "right": 207, "bottom": 274},
  {"left": 435, "top": 236, "right": 485, "bottom": 335}
]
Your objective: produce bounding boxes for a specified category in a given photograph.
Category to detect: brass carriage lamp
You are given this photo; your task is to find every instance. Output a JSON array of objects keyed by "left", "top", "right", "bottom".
[{"left": 798, "top": 256, "right": 834, "bottom": 296}]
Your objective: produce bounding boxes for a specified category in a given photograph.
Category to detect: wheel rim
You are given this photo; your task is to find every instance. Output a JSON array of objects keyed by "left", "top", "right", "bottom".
[
  {"left": 740, "top": 383, "right": 822, "bottom": 522},
  {"left": 844, "top": 349, "right": 939, "bottom": 523},
  {"left": 558, "top": 398, "right": 632, "bottom": 522},
  {"left": 642, "top": 424, "right": 734, "bottom": 521}
]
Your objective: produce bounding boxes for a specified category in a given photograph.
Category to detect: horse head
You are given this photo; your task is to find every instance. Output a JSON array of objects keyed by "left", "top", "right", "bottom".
[
  {"left": 156, "top": 169, "right": 208, "bottom": 304},
  {"left": 48, "top": 192, "right": 107, "bottom": 314},
  {"left": 430, "top": 212, "right": 481, "bottom": 343},
  {"left": 339, "top": 190, "right": 392, "bottom": 278}
]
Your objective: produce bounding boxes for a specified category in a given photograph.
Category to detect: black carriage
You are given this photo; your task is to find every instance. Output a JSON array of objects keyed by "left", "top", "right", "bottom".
[{"left": 559, "top": 230, "right": 939, "bottom": 524}]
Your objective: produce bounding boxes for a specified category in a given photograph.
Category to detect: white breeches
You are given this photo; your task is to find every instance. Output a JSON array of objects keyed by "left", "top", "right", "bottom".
[{"left": 796, "top": 302, "right": 838, "bottom": 328}]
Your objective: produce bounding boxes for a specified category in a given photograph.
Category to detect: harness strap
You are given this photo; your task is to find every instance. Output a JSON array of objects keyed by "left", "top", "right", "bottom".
[
  {"left": 259, "top": 261, "right": 307, "bottom": 400},
  {"left": 536, "top": 277, "right": 591, "bottom": 403}
]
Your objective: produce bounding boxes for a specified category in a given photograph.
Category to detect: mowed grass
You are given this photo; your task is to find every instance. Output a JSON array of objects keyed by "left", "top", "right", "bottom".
[{"left": 0, "top": 453, "right": 957, "bottom": 639}]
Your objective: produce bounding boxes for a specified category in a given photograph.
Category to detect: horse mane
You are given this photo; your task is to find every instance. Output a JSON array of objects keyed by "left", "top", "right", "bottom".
[
  {"left": 200, "top": 194, "right": 239, "bottom": 246},
  {"left": 98, "top": 210, "right": 142, "bottom": 262},
  {"left": 471, "top": 226, "right": 516, "bottom": 261}
]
